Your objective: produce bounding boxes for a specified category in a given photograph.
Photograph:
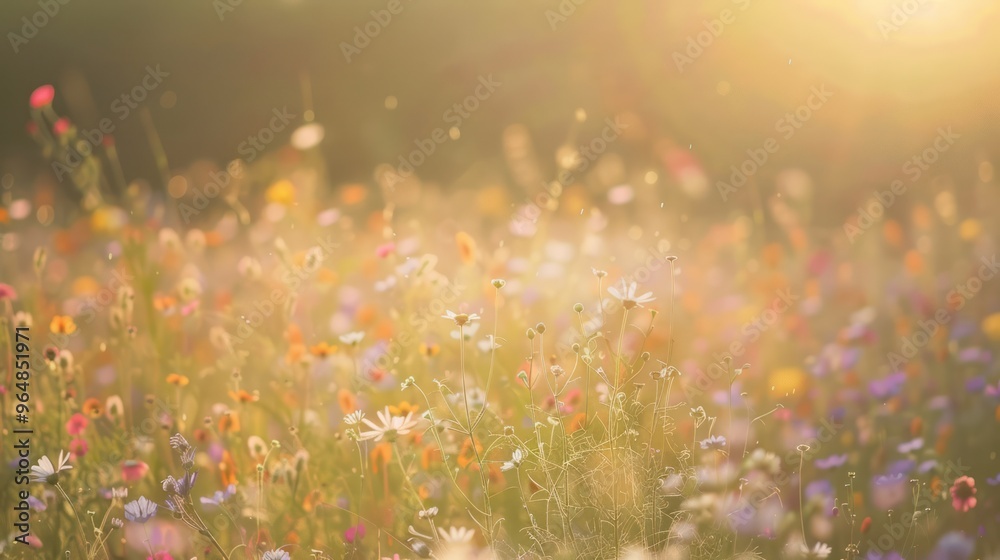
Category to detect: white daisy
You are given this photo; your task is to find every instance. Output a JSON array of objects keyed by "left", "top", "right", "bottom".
[
  {"left": 343, "top": 411, "right": 366, "bottom": 425},
  {"left": 374, "top": 275, "right": 397, "bottom": 292},
  {"left": 358, "top": 407, "right": 419, "bottom": 442},
  {"left": 437, "top": 526, "right": 475, "bottom": 544},
  {"left": 607, "top": 279, "right": 655, "bottom": 309},
  {"left": 476, "top": 335, "right": 502, "bottom": 352},
  {"left": 338, "top": 331, "right": 365, "bottom": 346},
  {"left": 30, "top": 450, "right": 73, "bottom": 484},
  {"left": 798, "top": 542, "right": 833, "bottom": 559},
  {"left": 744, "top": 448, "right": 781, "bottom": 475},
  {"left": 442, "top": 310, "right": 480, "bottom": 326}
]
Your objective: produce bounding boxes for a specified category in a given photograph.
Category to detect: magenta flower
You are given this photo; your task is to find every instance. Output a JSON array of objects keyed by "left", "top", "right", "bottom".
[
  {"left": 950, "top": 476, "right": 977, "bottom": 512},
  {"left": 29, "top": 85, "right": 54, "bottom": 109},
  {"left": 121, "top": 460, "right": 150, "bottom": 483},
  {"left": 376, "top": 242, "right": 395, "bottom": 258},
  {"left": 52, "top": 118, "right": 71, "bottom": 136},
  {"left": 66, "top": 413, "right": 89, "bottom": 436},
  {"left": 344, "top": 523, "right": 366, "bottom": 543},
  {"left": 0, "top": 283, "right": 17, "bottom": 300},
  {"left": 69, "top": 438, "right": 89, "bottom": 458}
]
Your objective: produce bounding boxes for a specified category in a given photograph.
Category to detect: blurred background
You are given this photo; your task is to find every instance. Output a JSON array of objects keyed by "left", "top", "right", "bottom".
[{"left": 2, "top": 0, "right": 1000, "bottom": 224}]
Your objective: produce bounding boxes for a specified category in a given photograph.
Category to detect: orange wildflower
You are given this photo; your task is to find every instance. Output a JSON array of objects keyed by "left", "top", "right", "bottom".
[
  {"left": 229, "top": 389, "right": 258, "bottom": 403},
  {"left": 421, "top": 446, "right": 442, "bottom": 470},
  {"left": 356, "top": 304, "right": 376, "bottom": 326},
  {"left": 219, "top": 412, "right": 241, "bottom": 433},
  {"left": 883, "top": 220, "right": 904, "bottom": 247},
  {"left": 761, "top": 243, "right": 783, "bottom": 268},
  {"left": 309, "top": 342, "right": 337, "bottom": 358},
  {"left": 219, "top": 450, "right": 238, "bottom": 486},
  {"left": 286, "top": 343, "right": 305, "bottom": 365},
  {"left": 153, "top": 294, "right": 177, "bottom": 312},
  {"left": 457, "top": 437, "right": 483, "bottom": 470},
  {"left": 340, "top": 183, "right": 368, "bottom": 205},
  {"left": 302, "top": 489, "right": 322, "bottom": 512},
  {"left": 370, "top": 442, "right": 392, "bottom": 474},
  {"left": 285, "top": 324, "right": 304, "bottom": 345},
  {"left": 418, "top": 342, "right": 440, "bottom": 357},
  {"left": 389, "top": 401, "right": 419, "bottom": 416},
  {"left": 456, "top": 231, "right": 477, "bottom": 265},
  {"left": 567, "top": 413, "right": 587, "bottom": 434},
  {"left": 338, "top": 389, "right": 357, "bottom": 414},
  {"left": 50, "top": 315, "right": 77, "bottom": 334},
  {"left": 82, "top": 398, "right": 103, "bottom": 418},
  {"left": 317, "top": 267, "right": 339, "bottom": 285},
  {"left": 904, "top": 250, "right": 923, "bottom": 275},
  {"left": 166, "top": 373, "right": 190, "bottom": 387}
]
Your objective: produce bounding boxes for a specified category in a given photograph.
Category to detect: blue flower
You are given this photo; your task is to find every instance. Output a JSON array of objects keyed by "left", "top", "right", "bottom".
[
  {"left": 699, "top": 435, "right": 727, "bottom": 450},
  {"left": 262, "top": 550, "right": 290, "bottom": 560},
  {"left": 123, "top": 496, "right": 158, "bottom": 523},
  {"left": 200, "top": 484, "right": 237, "bottom": 507},
  {"left": 929, "top": 531, "right": 974, "bottom": 560}
]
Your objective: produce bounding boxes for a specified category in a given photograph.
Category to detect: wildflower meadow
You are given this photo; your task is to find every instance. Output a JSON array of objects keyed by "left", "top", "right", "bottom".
[{"left": 3, "top": 2, "right": 1000, "bottom": 559}]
